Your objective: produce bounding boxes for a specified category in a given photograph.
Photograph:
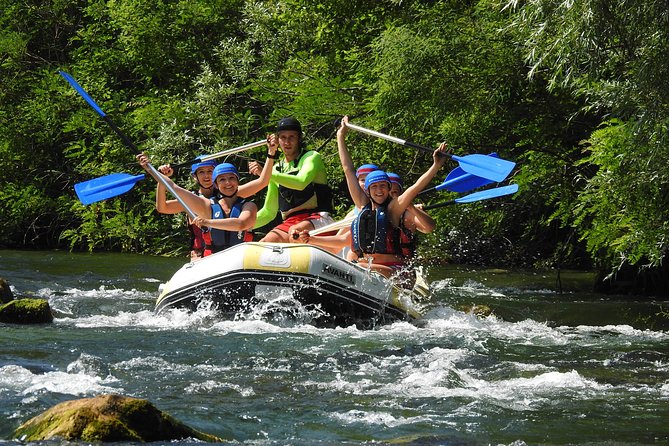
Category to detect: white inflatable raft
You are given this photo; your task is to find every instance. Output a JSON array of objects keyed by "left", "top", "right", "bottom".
[{"left": 155, "top": 242, "right": 430, "bottom": 328}]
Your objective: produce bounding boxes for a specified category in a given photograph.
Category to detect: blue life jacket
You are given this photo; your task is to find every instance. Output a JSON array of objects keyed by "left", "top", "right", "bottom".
[
  {"left": 207, "top": 198, "right": 247, "bottom": 253},
  {"left": 351, "top": 200, "right": 415, "bottom": 259},
  {"left": 352, "top": 200, "right": 391, "bottom": 257}
]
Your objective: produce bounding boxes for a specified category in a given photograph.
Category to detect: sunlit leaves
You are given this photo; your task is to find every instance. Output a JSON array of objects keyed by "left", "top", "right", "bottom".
[{"left": 506, "top": 0, "right": 669, "bottom": 268}]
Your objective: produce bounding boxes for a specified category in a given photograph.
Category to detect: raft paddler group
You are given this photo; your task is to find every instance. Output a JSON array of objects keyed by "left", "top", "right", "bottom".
[
  {"left": 61, "top": 70, "right": 517, "bottom": 287},
  {"left": 135, "top": 115, "right": 450, "bottom": 280}
]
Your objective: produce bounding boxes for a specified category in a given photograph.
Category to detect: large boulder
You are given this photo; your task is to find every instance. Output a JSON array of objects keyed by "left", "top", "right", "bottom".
[
  {"left": 0, "top": 298, "right": 53, "bottom": 324},
  {"left": 0, "top": 277, "right": 14, "bottom": 304},
  {"left": 13, "top": 394, "right": 224, "bottom": 442}
]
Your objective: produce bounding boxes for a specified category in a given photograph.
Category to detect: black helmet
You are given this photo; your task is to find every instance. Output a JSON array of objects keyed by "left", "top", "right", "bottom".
[{"left": 276, "top": 117, "right": 302, "bottom": 134}]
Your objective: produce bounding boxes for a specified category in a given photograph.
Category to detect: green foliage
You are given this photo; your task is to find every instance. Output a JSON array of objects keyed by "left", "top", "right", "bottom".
[
  {"left": 506, "top": 0, "right": 669, "bottom": 270},
  {"left": 1, "top": 0, "right": 667, "bottom": 283},
  {"left": 567, "top": 120, "right": 669, "bottom": 267}
]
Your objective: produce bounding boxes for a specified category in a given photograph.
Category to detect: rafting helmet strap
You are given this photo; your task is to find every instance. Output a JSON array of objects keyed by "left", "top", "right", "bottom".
[
  {"left": 368, "top": 192, "right": 385, "bottom": 207},
  {"left": 192, "top": 174, "right": 212, "bottom": 193}
]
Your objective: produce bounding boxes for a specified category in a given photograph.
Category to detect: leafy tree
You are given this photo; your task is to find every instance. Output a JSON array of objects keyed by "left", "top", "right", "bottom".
[
  {"left": 6, "top": 0, "right": 666, "bottom": 293},
  {"left": 505, "top": 0, "right": 669, "bottom": 269}
]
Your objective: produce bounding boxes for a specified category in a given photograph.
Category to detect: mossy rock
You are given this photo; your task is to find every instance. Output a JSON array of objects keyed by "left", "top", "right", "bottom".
[
  {"left": 14, "top": 394, "right": 224, "bottom": 442},
  {"left": 0, "top": 277, "right": 14, "bottom": 304},
  {"left": 0, "top": 298, "right": 53, "bottom": 324}
]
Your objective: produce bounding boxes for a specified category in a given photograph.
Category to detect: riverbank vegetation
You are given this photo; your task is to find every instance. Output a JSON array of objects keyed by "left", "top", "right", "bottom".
[{"left": 1, "top": 0, "right": 668, "bottom": 294}]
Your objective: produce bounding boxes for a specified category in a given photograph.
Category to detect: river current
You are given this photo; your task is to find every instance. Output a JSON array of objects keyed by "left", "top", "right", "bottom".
[{"left": 1, "top": 249, "right": 668, "bottom": 445}]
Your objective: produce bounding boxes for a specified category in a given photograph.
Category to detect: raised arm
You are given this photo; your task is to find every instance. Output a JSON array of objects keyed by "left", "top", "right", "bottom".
[
  {"left": 389, "top": 143, "right": 450, "bottom": 222},
  {"left": 154, "top": 164, "right": 185, "bottom": 214},
  {"left": 238, "top": 135, "right": 277, "bottom": 198},
  {"left": 338, "top": 116, "right": 368, "bottom": 208}
]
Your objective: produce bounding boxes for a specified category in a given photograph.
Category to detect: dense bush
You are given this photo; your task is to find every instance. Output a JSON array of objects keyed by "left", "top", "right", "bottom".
[{"left": 2, "top": 0, "right": 668, "bottom": 279}]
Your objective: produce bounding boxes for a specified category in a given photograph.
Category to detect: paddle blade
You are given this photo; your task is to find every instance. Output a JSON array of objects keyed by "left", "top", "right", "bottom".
[
  {"left": 59, "top": 71, "right": 106, "bottom": 117},
  {"left": 451, "top": 154, "right": 515, "bottom": 183},
  {"left": 436, "top": 153, "right": 500, "bottom": 193},
  {"left": 437, "top": 168, "right": 493, "bottom": 193},
  {"left": 454, "top": 184, "right": 519, "bottom": 204},
  {"left": 74, "top": 173, "right": 145, "bottom": 205}
]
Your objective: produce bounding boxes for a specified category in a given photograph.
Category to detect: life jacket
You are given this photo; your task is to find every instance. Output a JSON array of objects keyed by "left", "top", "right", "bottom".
[
  {"left": 398, "top": 211, "right": 418, "bottom": 258},
  {"left": 188, "top": 189, "right": 217, "bottom": 256},
  {"left": 206, "top": 198, "right": 248, "bottom": 253},
  {"left": 351, "top": 199, "right": 412, "bottom": 258},
  {"left": 189, "top": 222, "right": 211, "bottom": 252},
  {"left": 277, "top": 151, "right": 333, "bottom": 216}
]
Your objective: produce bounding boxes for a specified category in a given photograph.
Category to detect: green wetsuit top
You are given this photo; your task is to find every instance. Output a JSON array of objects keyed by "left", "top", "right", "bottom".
[{"left": 254, "top": 150, "right": 329, "bottom": 229}]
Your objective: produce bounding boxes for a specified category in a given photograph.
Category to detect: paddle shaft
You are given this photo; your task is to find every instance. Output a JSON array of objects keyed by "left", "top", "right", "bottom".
[
  {"left": 171, "top": 139, "right": 267, "bottom": 169},
  {"left": 60, "top": 72, "right": 198, "bottom": 219},
  {"left": 346, "top": 122, "right": 515, "bottom": 183},
  {"left": 290, "top": 215, "right": 355, "bottom": 240},
  {"left": 310, "top": 215, "right": 355, "bottom": 236},
  {"left": 100, "top": 117, "right": 199, "bottom": 220},
  {"left": 346, "top": 122, "right": 433, "bottom": 154}
]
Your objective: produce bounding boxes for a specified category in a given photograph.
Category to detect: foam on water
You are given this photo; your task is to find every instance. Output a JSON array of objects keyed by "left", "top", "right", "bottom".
[
  {"left": 330, "top": 409, "right": 434, "bottom": 427},
  {"left": 566, "top": 323, "right": 669, "bottom": 340},
  {"left": 56, "top": 308, "right": 211, "bottom": 329},
  {"left": 421, "top": 308, "right": 571, "bottom": 351},
  {"left": 0, "top": 364, "right": 120, "bottom": 398},
  {"left": 306, "top": 342, "right": 613, "bottom": 412},
  {"left": 38, "top": 285, "right": 155, "bottom": 301},
  {"left": 185, "top": 380, "right": 255, "bottom": 397},
  {"left": 51, "top": 301, "right": 227, "bottom": 329},
  {"left": 661, "top": 382, "right": 669, "bottom": 395},
  {"left": 432, "top": 278, "right": 508, "bottom": 298}
]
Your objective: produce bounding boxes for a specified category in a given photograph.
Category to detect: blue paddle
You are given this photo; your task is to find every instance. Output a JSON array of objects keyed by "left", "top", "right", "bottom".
[
  {"left": 346, "top": 123, "right": 515, "bottom": 183},
  {"left": 59, "top": 71, "right": 198, "bottom": 218},
  {"left": 436, "top": 153, "right": 500, "bottom": 192},
  {"left": 71, "top": 140, "right": 267, "bottom": 205},
  {"left": 418, "top": 153, "right": 500, "bottom": 196},
  {"left": 422, "top": 184, "right": 519, "bottom": 210},
  {"left": 75, "top": 173, "right": 146, "bottom": 205}
]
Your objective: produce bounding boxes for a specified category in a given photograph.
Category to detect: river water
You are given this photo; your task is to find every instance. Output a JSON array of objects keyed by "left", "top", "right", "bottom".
[{"left": 1, "top": 249, "right": 668, "bottom": 445}]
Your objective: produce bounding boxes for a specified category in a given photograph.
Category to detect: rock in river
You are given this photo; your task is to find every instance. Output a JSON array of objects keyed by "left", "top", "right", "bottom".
[
  {"left": 0, "top": 298, "right": 53, "bottom": 324},
  {"left": 13, "top": 394, "right": 224, "bottom": 442}
]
